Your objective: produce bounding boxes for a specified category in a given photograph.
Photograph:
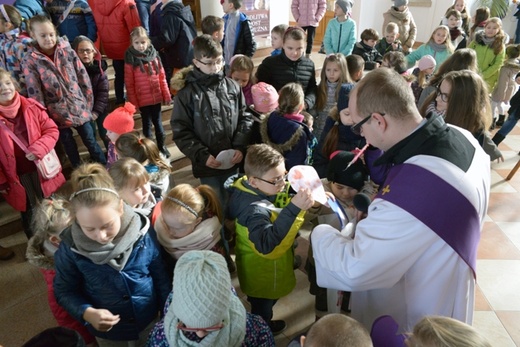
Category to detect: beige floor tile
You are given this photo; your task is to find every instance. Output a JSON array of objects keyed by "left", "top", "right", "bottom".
[
  {"left": 487, "top": 193, "right": 520, "bottom": 223},
  {"left": 496, "top": 311, "right": 520, "bottom": 346},
  {"left": 491, "top": 151, "right": 520, "bottom": 171},
  {"left": 475, "top": 285, "right": 492, "bottom": 311},
  {"left": 496, "top": 222, "right": 520, "bottom": 250},
  {"left": 477, "top": 260, "right": 520, "bottom": 311},
  {"left": 473, "top": 311, "right": 516, "bottom": 347},
  {"left": 477, "top": 222, "right": 520, "bottom": 260},
  {"left": 489, "top": 170, "right": 517, "bottom": 193}
]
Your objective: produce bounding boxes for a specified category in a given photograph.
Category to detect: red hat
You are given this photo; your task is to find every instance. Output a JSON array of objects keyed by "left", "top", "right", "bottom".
[
  {"left": 251, "top": 82, "right": 278, "bottom": 113},
  {"left": 103, "top": 102, "right": 136, "bottom": 134}
]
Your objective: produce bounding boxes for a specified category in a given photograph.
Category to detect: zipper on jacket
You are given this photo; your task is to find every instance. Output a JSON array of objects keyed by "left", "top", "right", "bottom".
[{"left": 337, "top": 23, "right": 343, "bottom": 53}]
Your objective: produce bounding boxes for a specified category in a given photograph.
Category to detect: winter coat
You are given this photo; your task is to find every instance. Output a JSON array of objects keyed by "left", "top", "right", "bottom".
[
  {"left": 260, "top": 111, "right": 316, "bottom": 170},
  {"left": 151, "top": 1, "right": 197, "bottom": 70},
  {"left": 46, "top": 0, "right": 97, "bottom": 43},
  {"left": 22, "top": 38, "right": 94, "bottom": 128},
  {"left": 323, "top": 17, "right": 356, "bottom": 56},
  {"left": 170, "top": 66, "right": 253, "bottom": 178},
  {"left": 223, "top": 11, "right": 257, "bottom": 58},
  {"left": 468, "top": 32, "right": 506, "bottom": 92},
  {"left": 0, "top": 30, "right": 32, "bottom": 95},
  {"left": 352, "top": 41, "right": 383, "bottom": 70},
  {"left": 491, "top": 59, "right": 520, "bottom": 103},
  {"left": 406, "top": 42, "right": 452, "bottom": 71},
  {"left": 375, "top": 37, "right": 403, "bottom": 56},
  {"left": 85, "top": 59, "right": 109, "bottom": 118},
  {"left": 256, "top": 50, "right": 317, "bottom": 109},
  {"left": 382, "top": 6, "right": 417, "bottom": 51},
  {"left": 0, "top": 96, "right": 65, "bottom": 212},
  {"left": 291, "top": 0, "right": 327, "bottom": 27},
  {"left": 13, "top": 0, "right": 47, "bottom": 20},
  {"left": 124, "top": 56, "right": 171, "bottom": 108},
  {"left": 54, "top": 215, "right": 172, "bottom": 341},
  {"left": 90, "top": 0, "right": 141, "bottom": 60}
]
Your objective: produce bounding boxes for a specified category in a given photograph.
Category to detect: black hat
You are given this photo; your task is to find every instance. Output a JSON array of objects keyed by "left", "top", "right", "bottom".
[{"left": 327, "top": 151, "right": 368, "bottom": 191}]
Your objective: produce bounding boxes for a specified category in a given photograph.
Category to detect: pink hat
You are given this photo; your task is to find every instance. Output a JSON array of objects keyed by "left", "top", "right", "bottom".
[
  {"left": 418, "top": 55, "right": 436, "bottom": 71},
  {"left": 103, "top": 102, "right": 136, "bottom": 135},
  {"left": 251, "top": 82, "right": 278, "bottom": 113}
]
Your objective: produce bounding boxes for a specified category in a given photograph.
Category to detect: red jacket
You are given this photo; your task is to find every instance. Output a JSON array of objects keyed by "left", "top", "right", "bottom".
[
  {"left": 0, "top": 96, "right": 65, "bottom": 211},
  {"left": 124, "top": 56, "right": 171, "bottom": 108},
  {"left": 90, "top": 0, "right": 141, "bottom": 60}
]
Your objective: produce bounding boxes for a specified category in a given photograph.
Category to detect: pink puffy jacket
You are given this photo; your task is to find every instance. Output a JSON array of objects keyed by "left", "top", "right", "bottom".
[{"left": 291, "top": 0, "right": 327, "bottom": 27}]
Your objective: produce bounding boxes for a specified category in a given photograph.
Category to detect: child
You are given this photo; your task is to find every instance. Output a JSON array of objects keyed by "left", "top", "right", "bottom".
[
  {"left": 115, "top": 132, "right": 172, "bottom": 195},
  {"left": 150, "top": 0, "right": 197, "bottom": 84},
  {"left": 411, "top": 55, "right": 436, "bottom": 104},
  {"left": 260, "top": 82, "right": 316, "bottom": 170},
  {"left": 228, "top": 143, "right": 315, "bottom": 334},
  {"left": 323, "top": 0, "right": 356, "bottom": 56},
  {"left": 346, "top": 54, "right": 365, "bottom": 82},
  {"left": 443, "top": 9, "right": 467, "bottom": 50},
  {"left": 491, "top": 44, "right": 520, "bottom": 127},
  {"left": 313, "top": 53, "right": 351, "bottom": 139},
  {"left": 22, "top": 15, "right": 106, "bottom": 168},
  {"left": 291, "top": 0, "right": 327, "bottom": 58},
  {"left": 89, "top": 0, "right": 141, "bottom": 105},
  {"left": 375, "top": 22, "right": 403, "bottom": 56},
  {"left": 170, "top": 34, "right": 252, "bottom": 211},
  {"left": 382, "top": 0, "right": 416, "bottom": 54},
  {"left": 257, "top": 26, "right": 317, "bottom": 110},
  {"left": 270, "top": 23, "right": 288, "bottom": 56},
  {"left": 493, "top": 72, "right": 520, "bottom": 146},
  {"left": 153, "top": 183, "right": 227, "bottom": 261},
  {"left": 201, "top": 15, "right": 225, "bottom": 42},
  {"left": 407, "top": 316, "right": 492, "bottom": 347},
  {"left": 26, "top": 198, "right": 96, "bottom": 347},
  {"left": 124, "top": 26, "right": 172, "bottom": 158},
  {"left": 53, "top": 163, "right": 171, "bottom": 345},
  {"left": 445, "top": 0, "right": 469, "bottom": 34},
  {"left": 468, "top": 17, "right": 506, "bottom": 93},
  {"left": 0, "top": 68, "right": 65, "bottom": 240},
  {"left": 229, "top": 54, "right": 254, "bottom": 106},
  {"left": 109, "top": 157, "right": 159, "bottom": 217},
  {"left": 406, "top": 25, "right": 454, "bottom": 70},
  {"left": 0, "top": 4, "right": 32, "bottom": 95},
  {"left": 469, "top": 7, "right": 490, "bottom": 42},
  {"left": 221, "top": 0, "right": 256, "bottom": 70},
  {"left": 352, "top": 28, "right": 383, "bottom": 70},
  {"left": 102, "top": 102, "right": 135, "bottom": 169},
  {"left": 248, "top": 81, "right": 279, "bottom": 146},
  {"left": 72, "top": 35, "right": 110, "bottom": 151},
  {"left": 45, "top": 0, "right": 97, "bottom": 43}
]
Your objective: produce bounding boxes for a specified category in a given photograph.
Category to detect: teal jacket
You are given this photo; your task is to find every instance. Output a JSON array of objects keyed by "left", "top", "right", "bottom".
[
  {"left": 406, "top": 42, "right": 452, "bottom": 71},
  {"left": 323, "top": 17, "right": 356, "bottom": 56}
]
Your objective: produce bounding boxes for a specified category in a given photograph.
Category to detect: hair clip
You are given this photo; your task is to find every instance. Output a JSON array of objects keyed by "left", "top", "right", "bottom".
[
  {"left": 0, "top": 5, "right": 10, "bottom": 23},
  {"left": 138, "top": 138, "right": 143, "bottom": 145},
  {"left": 166, "top": 197, "right": 199, "bottom": 218},
  {"left": 69, "top": 187, "right": 120, "bottom": 200}
]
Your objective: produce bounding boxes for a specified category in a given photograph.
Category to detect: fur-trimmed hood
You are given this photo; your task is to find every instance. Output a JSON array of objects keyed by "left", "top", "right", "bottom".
[
  {"left": 170, "top": 65, "right": 194, "bottom": 91},
  {"left": 26, "top": 233, "right": 55, "bottom": 270}
]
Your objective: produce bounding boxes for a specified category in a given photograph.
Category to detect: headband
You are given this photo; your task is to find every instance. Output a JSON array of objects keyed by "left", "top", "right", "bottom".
[
  {"left": 0, "top": 5, "right": 10, "bottom": 23},
  {"left": 69, "top": 187, "right": 120, "bottom": 200},
  {"left": 166, "top": 196, "right": 199, "bottom": 218}
]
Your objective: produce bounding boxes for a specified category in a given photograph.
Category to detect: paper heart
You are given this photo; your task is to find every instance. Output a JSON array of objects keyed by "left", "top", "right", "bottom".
[{"left": 288, "top": 165, "right": 328, "bottom": 204}]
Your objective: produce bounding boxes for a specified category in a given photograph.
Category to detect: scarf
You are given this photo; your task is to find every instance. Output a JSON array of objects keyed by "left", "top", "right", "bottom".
[
  {"left": 449, "top": 27, "right": 461, "bottom": 41},
  {"left": 428, "top": 41, "right": 447, "bottom": 53},
  {"left": 133, "top": 192, "right": 157, "bottom": 217},
  {"left": 163, "top": 293, "right": 247, "bottom": 347},
  {"left": 481, "top": 35, "right": 496, "bottom": 47},
  {"left": 284, "top": 112, "right": 305, "bottom": 122},
  {"left": 0, "top": 91, "right": 21, "bottom": 119},
  {"left": 124, "top": 45, "right": 161, "bottom": 75},
  {"left": 426, "top": 100, "right": 446, "bottom": 118},
  {"left": 156, "top": 216, "right": 221, "bottom": 259},
  {"left": 71, "top": 204, "right": 146, "bottom": 271}
]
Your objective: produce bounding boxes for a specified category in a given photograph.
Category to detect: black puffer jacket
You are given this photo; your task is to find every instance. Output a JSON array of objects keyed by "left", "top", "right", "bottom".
[
  {"left": 170, "top": 67, "right": 253, "bottom": 178},
  {"left": 223, "top": 11, "right": 256, "bottom": 57},
  {"left": 352, "top": 41, "right": 383, "bottom": 70},
  {"left": 151, "top": 1, "right": 197, "bottom": 69},
  {"left": 256, "top": 50, "right": 317, "bottom": 109}
]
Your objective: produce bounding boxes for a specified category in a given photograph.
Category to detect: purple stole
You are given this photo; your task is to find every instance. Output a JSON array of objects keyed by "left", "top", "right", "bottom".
[{"left": 375, "top": 163, "right": 480, "bottom": 278}]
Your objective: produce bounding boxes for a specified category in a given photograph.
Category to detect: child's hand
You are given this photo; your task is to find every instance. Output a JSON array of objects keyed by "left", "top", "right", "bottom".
[
  {"left": 83, "top": 307, "right": 120, "bottom": 332},
  {"left": 25, "top": 153, "right": 37, "bottom": 161},
  {"left": 206, "top": 155, "right": 222, "bottom": 168},
  {"left": 231, "top": 150, "right": 243, "bottom": 164},
  {"left": 291, "top": 188, "right": 314, "bottom": 211}
]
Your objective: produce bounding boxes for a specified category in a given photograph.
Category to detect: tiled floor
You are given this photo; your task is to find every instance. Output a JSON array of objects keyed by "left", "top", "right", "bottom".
[{"left": 2, "top": 118, "right": 520, "bottom": 346}]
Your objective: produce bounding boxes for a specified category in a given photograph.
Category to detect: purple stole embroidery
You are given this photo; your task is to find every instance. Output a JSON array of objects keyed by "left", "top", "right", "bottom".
[{"left": 375, "top": 163, "right": 480, "bottom": 278}]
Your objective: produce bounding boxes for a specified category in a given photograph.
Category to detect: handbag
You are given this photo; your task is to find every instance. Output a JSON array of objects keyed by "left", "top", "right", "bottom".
[{"left": 0, "top": 120, "right": 62, "bottom": 180}]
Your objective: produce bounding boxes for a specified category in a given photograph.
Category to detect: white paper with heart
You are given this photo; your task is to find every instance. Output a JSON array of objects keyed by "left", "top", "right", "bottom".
[{"left": 288, "top": 165, "right": 328, "bottom": 205}]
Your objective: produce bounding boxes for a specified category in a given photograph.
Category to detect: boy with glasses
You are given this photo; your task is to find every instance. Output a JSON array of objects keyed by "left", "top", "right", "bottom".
[{"left": 228, "top": 144, "right": 315, "bottom": 335}]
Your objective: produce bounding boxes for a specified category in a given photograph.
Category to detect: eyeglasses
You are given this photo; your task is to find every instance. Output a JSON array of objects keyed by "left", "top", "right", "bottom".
[
  {"left": 436, "top": 87, "right": 449, "bottom": 103},
  {"left": 254, "top": 172, "right": 288, "bottom": 187},
  {"left": 352, "top": 113, "right": 377, "bottom": 135},
  {"left": 196, "top": 58, "right": 224, "bottom": 67},
  {"left": 77, "top": 49, "right": 95, "bottom": 54},
  {"left": 177, "top": 321, "right": 224, "bottom": 332}
]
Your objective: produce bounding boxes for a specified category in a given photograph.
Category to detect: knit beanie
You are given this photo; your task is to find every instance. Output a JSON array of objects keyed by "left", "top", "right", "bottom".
[
  {"left": 418, "top": 55, "right": 436, "bottom": 71},
  {"left": 103, "top": 102, "right": 136, "bottom": 135},
  {"left": 336, "top": 0, "right": 353, "bottom": 15},
  {"left": 251, "top": 82, "right": 279, "bottom": 113},
  {"left": 327, "top": 151, "right": 368, "bottom": 191},
  {"left": 394, "top": 0, "right": 409, "bottom": 7}
]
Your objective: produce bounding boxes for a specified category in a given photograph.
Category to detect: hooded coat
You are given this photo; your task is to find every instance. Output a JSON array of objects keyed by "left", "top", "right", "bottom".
[{"left": 382, "top": 6, "right": 417, "bottom": 51}]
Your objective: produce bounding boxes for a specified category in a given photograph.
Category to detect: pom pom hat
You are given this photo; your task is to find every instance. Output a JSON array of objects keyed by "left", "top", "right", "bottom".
[{"left": 103, "top": 102, "right": 136, "bottom": 135}]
